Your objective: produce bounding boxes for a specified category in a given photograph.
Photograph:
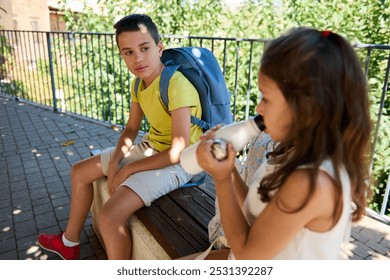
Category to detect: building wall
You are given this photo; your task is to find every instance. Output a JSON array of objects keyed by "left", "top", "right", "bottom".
[
  {"left": 0, "top": 0, "right": 13, "bottom": 29},
  {"left": 50, "top": 11, "right": 67, "bottom": 31},
  {"left": 2, "top": 0, "right": 99, "bottom": 32},
  {"left": 10, "top": 0, "right": 50, "bottom": 31}
]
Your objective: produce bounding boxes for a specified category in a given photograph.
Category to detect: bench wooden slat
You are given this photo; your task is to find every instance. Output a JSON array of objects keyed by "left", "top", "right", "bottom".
[
  {"left": 135, "top": 200, "right": 194, "bottom": 258},
  {"left": 136, "top": 189, "right": 213, "bottom": 258},
  {"left": 90, "top": 147, "right": 217, "bottom": 259},
  {"left": 168, "top": 187, "right": 215, "bottom": 228}
]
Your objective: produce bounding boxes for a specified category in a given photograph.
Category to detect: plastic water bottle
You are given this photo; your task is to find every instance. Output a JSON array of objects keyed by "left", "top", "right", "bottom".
[{"left": 180, "top": 115, "right": 266, "bottom": 174}]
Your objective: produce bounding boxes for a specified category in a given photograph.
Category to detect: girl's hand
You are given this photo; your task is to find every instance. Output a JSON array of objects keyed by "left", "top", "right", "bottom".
[
  {"left": 199, "top": 124, "right": 223, "bottom": 141},
  {"left": 196, "top": 132, "right": 236, "bottom": 181}
]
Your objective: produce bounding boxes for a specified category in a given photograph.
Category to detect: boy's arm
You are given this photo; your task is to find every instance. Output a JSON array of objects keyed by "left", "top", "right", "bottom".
[
  {"left": 131, "top": 106, "right": 191, "bottom": 167},
  {"left": 109, "top": 102, "right": 144, "bottom": 166},
  {"left": 109, "top": 106, "right": 191, "bottom": 190},
  {"left": 107, "top": 102, "right": 143, "bottom": 193}
]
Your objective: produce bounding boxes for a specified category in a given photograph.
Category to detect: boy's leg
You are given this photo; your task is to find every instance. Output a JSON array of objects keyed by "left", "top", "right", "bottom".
[
  {"left": 98, "top": 163, "right": 191, "bottom": 259},
  {"left": 99, "top": 187, "right": 144, "bottom": 260},
  {"left": 37, "top": 154, "right": 105, "bottom": 259},
  {"left": 65, "top": 154, "right": 106, "bottom": 242}
]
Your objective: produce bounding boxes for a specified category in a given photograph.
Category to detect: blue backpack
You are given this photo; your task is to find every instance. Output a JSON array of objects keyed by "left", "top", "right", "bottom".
[
  {"left": 134, "top": 47, "right": 233, "bottom": 131},
  {"left": 134, "top": 47, "right": 233, "bottom": 187}
]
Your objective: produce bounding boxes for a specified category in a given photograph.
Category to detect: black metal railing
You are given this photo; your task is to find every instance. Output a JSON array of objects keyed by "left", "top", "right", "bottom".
[{"left": 0, "top": 30, "right": 389, "bottom": 217}]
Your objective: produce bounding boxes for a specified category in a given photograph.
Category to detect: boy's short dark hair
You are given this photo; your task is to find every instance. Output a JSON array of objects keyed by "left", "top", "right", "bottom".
[{"left": 113, "top": 14, "right": 160, "bottom": 45}]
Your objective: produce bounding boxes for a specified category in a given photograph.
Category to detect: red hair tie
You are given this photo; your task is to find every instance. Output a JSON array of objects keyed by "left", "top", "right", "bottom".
[{"left": 322, "top": 30, "right": 332, "bottom": 38}]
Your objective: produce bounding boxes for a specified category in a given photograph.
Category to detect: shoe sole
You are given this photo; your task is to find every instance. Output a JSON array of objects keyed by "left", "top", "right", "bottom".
[{"left": 36, "top": 240, "right": 69, "bottom": 260}]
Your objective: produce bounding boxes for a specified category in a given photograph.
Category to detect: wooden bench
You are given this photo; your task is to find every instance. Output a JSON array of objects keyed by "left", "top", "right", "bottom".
[{"left": 89, "top": 149, "right": 216, "bottom": 259}]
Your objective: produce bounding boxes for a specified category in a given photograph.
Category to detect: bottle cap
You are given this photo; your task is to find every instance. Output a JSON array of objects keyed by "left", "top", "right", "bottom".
[
  {"left": 211, "top": 138, "right": 228, "bottom": 161},
  {"left": 254, "top": 115, "right": 266, "bottom": 131}
]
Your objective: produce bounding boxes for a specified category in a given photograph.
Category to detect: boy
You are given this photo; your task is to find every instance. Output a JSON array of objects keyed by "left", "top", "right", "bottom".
[{"left": 37, "top": 14, "right": 203, "bottom": 260}]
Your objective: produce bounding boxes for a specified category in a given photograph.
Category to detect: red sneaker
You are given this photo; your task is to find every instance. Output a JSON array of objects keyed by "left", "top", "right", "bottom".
[{"left": 37, "top": 232, "right": 80, "bottom": 260}]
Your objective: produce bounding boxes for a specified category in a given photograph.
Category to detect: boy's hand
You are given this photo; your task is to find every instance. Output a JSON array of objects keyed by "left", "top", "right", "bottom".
[
  {"left": 108, "top": 163, "right": 135, "bottom": 195},
  {"left": 107, "top": 164, "right": 120, "bottom": 195},
  {"left": 199, "top": 124, "right": 223, "bottom": 141}
]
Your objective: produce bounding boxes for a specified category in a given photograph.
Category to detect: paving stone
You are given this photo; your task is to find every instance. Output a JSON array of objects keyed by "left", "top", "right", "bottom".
[
  {"left": 89, "top": 235, "right": 103, "bottom": 250},
  {"left": 14, "top": 219, "right": 37, "bottom": 239},
  {"left": 24, "top": 166, "right": 40, "bottom": 175},
  {"left": 1, "top": 95, "right": 390, "bottom": 261},
  {"left": 33, "top": 203, "right": 52, "bottom": 215},
  {"left": 0, "top": 207, "right": 12, "bottom": 223},
  {"left": 9, "top": 168, "right": 24, "bottom": 176},
  {"left": 13, "top": 210, "right": 34, "bottom": 224},
  {"left": 16, "top": 234, "right": 39, "bottom": 252},
  {"left": 28, "top": 180, "right": 45, "bottom": 190},
  {"left": 51, "top": 196, "right": 70, "bottom": 208},
  {"left": 9, "top": 183, "right": 28, "bottom": 193},
  {"left": 11, "top": 189, "right": 30, "bottom": 201},
  {"left": 54, "top": 204, "right": 70, "bottom": 221},
  {"left": 26, "top": 173, "right": 44, "bottom": 184},
  {"left": 365, "top": 240, "right": 390, "bottom": 255},
  {"left": 360, "top": 227, "right": 386, "bottom": 243},
  {"left": 31, "top": 196, "right": 51, "bottom": 207},
  {"left": 35, "top": 211, "right": 58, "bottom": 230},
  {"left": 0, "top": 237, "right": 16, "bottom": 253},
  {"left": 0, "top": 249, "right": 18, "bottom": 260},
  {"left": 349, "top": 254, "right": 363, "bottom": 260},
  {"left": 351, "top": 240, "right": 375, "bottom": 259},
  {"left": 45, "top": 181, "right": 65, "bottom": 192},
  {"left": 0, "top": 198, "right": 11, "bottom": 208},
  {"left": 365, "top": 252, "right": 390, "bottom": 260},
  {"left": 380, "top": 237, "right": 390, "bottom": 249},
  {"left": 11, "top": 200, "right": 32, "bottom": 212},
  {"left": 80, "top": 243, "right": 95, "bottom": 260},
  {"left": 30, "top": 188, "right": 49, "bottom": 201},
  {"left": 18, "top": 244, "right": 43, "bottom": 260},
  {"left": 95, "top": 248, "right": 108, "bottom": 260}
]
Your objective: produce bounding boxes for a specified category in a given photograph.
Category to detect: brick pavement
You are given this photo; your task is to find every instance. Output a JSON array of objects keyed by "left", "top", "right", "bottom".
[
  {"left": 0, "top": 95, "right": 118, "bottom": 259},
  {"left": 0, "top": 94, "right": 389, "bottom": 260}
]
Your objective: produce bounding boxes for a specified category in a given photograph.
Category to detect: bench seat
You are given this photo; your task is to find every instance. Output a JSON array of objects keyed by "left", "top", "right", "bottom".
[{"left": 90, "top": 161, "right": 216, "bottom": 259}]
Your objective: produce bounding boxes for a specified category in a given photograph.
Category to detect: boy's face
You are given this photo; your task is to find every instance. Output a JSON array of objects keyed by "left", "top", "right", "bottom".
[{"left": 117, "top": 28, "right": 163, "bottom": 86}]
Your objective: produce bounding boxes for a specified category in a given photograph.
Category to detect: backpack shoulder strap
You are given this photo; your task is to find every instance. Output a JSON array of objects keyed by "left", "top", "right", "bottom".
[
  {"left": 180, "top": 173, "right": 206, "bottom": 188},
  {"left": 161, "top": 62, "right": 210, "bottom": 130},
  {"left": 160, "top": 65, "right": 180, "bottom": 109},
  {"left": 191, "top": 116, "right": 210, "bottom": 130}
]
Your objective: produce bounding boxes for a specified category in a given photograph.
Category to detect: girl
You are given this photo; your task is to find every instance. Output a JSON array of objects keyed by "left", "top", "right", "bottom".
[{"left": 194, "top": 27, "right": 372, "bottom": 259}]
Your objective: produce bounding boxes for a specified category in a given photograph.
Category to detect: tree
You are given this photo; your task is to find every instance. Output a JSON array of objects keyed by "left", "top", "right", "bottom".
[{"left": 47, "top": 0, "right": 390, "bottom": 215}]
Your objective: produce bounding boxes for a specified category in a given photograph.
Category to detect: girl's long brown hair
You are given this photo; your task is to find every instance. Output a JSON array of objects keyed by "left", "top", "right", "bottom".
[{"left": 258, "top": 27, "right": 372, "bottom": 222}]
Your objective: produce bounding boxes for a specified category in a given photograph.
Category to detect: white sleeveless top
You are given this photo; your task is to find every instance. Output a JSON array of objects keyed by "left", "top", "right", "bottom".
[{"left": 233, "top": 159, "right": 352, "bottom": 260}]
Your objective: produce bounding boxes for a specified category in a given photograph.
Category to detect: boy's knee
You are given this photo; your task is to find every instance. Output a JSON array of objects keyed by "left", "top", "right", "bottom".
[
  {"left": 99, "top": 207, "right": 122, "bottom": 232},
  {"left": 98, "top": 208, "right": 112, "bottom": 229},
  {"left": 70, "top": 161, "right": 83, "bottom": 178}
]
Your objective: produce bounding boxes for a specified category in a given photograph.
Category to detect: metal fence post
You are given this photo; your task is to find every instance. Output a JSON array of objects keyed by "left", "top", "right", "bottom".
[{"left": 46, "top": 32, "right": 57, "bottom": 112}]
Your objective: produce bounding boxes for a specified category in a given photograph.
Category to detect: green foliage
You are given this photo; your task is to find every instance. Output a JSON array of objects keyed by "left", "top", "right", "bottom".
[
  {"left": 60, "top": 0, "right": 227, "bottom": 36},
  {"left": 3, "top": 0, "right": 388, "bottom": 215},
  {"left": 52, "top": 33, "right": 131, "bottom": 125},
  {"left": 56, "top": 0, "right": 390, "bottom": 216},
  {"left": 0, "top": 34, "right": 12, "bottom": 79}
]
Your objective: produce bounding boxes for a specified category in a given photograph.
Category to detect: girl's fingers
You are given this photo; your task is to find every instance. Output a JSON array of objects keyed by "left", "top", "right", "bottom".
[{"left": 199, "top": 124, "right": 225, "bottom": 141}]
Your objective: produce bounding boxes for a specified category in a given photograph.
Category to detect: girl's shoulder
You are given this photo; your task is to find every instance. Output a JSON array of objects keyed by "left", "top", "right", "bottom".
[{"left": 276, "top": 163, "right": 338, "bottom": 216}]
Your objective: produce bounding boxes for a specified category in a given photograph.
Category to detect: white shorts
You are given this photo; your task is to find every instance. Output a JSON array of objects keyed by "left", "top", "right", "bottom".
[{"left": 100, "top": 136, "right": 192, "bottom": 206}]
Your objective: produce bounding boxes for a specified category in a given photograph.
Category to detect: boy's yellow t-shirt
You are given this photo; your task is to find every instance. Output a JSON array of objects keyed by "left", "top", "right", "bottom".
[{"left": 131, "top": 71, "right": 203, "bottom": 152}]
